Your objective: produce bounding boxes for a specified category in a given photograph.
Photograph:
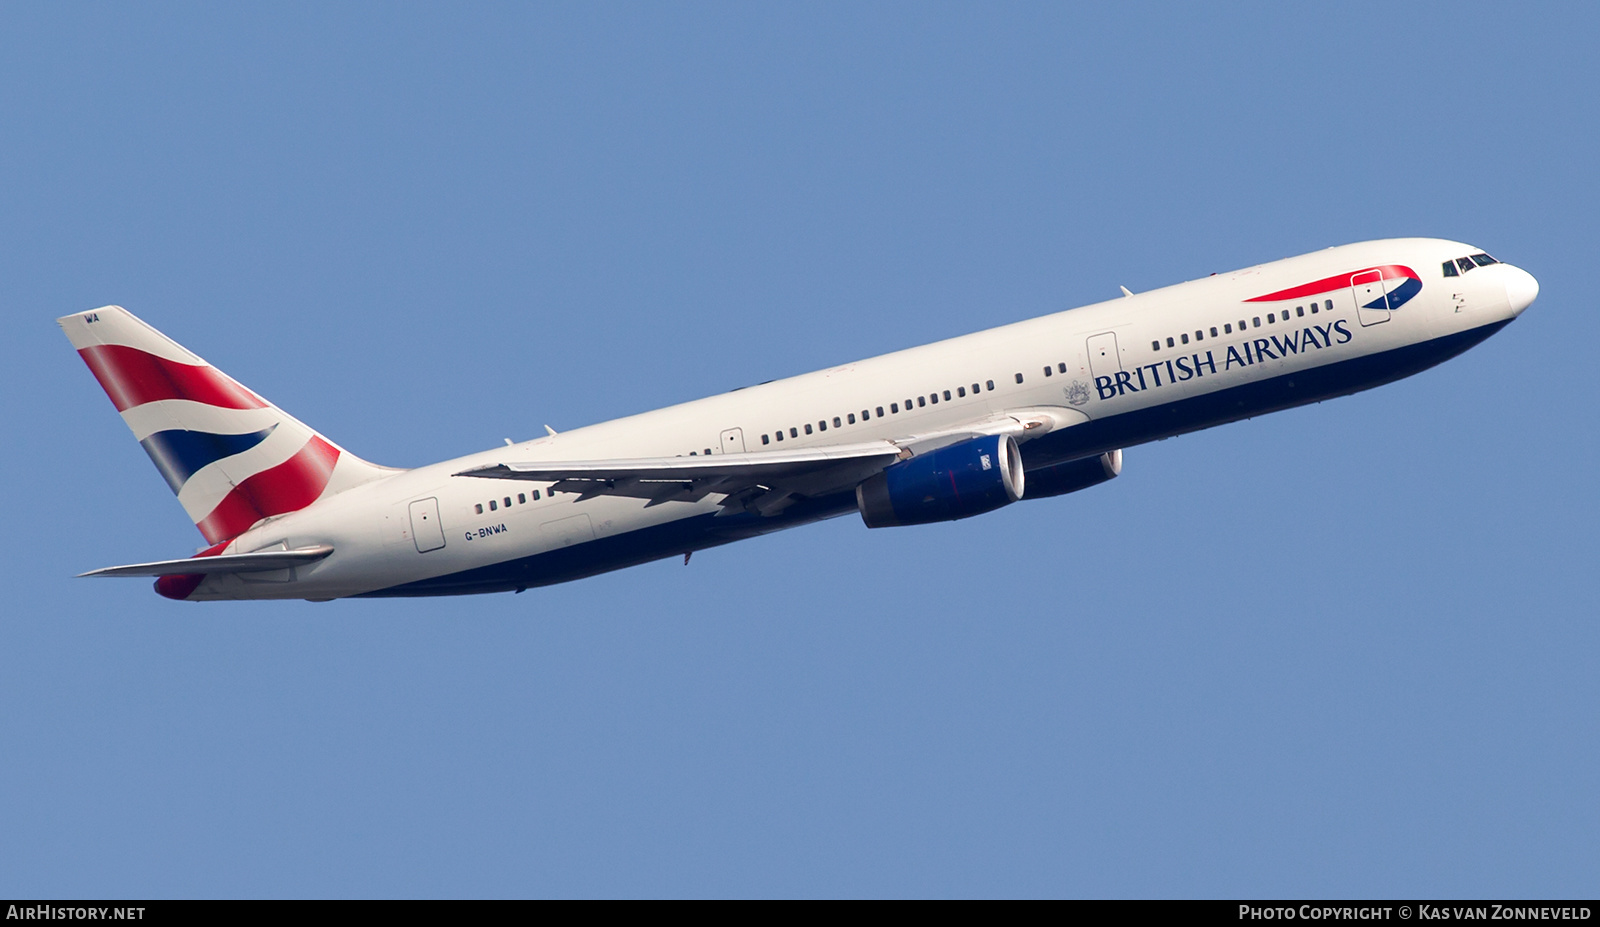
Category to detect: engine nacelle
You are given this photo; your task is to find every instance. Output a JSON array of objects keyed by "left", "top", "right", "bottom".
[
  {"left": 1021, "top": 449, "right": 1122, "bottom": 500},
  {"left": 856, "top": 434, "right": 1024, "bottom": 528}
]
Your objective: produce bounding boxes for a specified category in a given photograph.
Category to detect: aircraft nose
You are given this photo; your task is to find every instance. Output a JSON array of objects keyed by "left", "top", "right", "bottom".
[{"left": 1503, "top": 265, "right": 1539, "bottom": 316}]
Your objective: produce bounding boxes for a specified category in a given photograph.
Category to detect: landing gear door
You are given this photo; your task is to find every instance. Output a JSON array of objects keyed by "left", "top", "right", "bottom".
[
  {"left": 1352, "top": 270, "right": 1391, "bottom": 327},
  {"left": 409, "top": 497, "right": 446, "bottom": 553}
]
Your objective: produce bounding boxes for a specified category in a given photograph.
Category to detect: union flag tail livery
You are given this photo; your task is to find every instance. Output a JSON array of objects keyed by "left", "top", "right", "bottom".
[
  {"left": 63, "top": 239, "right": 1539, "bottom": 602},
  {"left": 58, "top": 307, "right": 396, "bottom": 546}
]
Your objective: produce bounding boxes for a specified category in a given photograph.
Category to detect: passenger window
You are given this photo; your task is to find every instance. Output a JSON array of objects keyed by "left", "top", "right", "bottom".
[
  {"left": 972, "top": 383, "right": 981, "bottom": 394},
  {"left": 1310, "top": 302, "right": 1319, "bottom": 313},
  {"left": 917, "top": 396, "right": 926, "bottom": 408},
  {"left": 929, "top": 393, "right": 938, "bottom": 405},
  {"left": 804, "top": 424, "right": 813, "bottom": 435},
  {"left": 1457, "top": 257, "right": 1475, "bottom": 273},
  {"left": 790, "top": 427, "right": 798, "bottom": 438},
  {"left": 957, "top": 386, "right": 966, "bottom": 397},
  {"left": 876, "top": 406, "right": 884, "bottom": 417},
  {"left": 1296, "top": 306, "right": 1304, "bottom": 317},
  {"left": 489, "top": 500, "right": 497, "bottom": 511},
  {"left": 986, "top": 380, "right": 995, "bottom": 391},
  {"left": 1224, "top": 323, "right": 1232, "bottom": 334},
  {"left": 831, "top": 416, "right": 840, "bottom": 428},
  {"left": 891, "top": 403, "right": 899, "bottom": 413},
  {"left": 1043, "top": 366, "right": 1052, "bottom": 377},
  {"left": 518, "top": 493, "right": 526, "bottom": 504},
  {"left": 503, "top": 497, "right": 511, "bottom": 509},
  {"left": 774, "top": 431, "right": 783, "bottom": 441},
  {"left": 762, "top": 434, "right": 770, "bottom": 445},
  {"left": 1014, "top": 373, "right": 1024, "bottom": 384},
  {"left": 1058, "top": 363, "right": 1067, "bottom": 374},
  {"left": 1324, "top": 300, "right": 1332, "bottom": 311},
  {"left": 1152, "top": 340, "right": 1161, "bottom": 351},
  {"left": 1210, "top": 327, "right": 1218, "bottom": 337},
  {"left": 1238, "top": 319, "right": 1247, "bottom": 330},
  {"left": 848, "top": 413, "right": 857, "bottom": 424},
  {"left": 1181, "top": 333, "right": 1189, "bottom": 344},
  {"left": 819, "top": 420, "right": 828, "bottom": 431},
  {"left": 475, "top": 503, "right": 483, "bottom": 514},
  {"left": 1194, "top": 330, "right": 1203, "bottom": 341},
  {"left": 533, "top": 490, "right": 541, "bottom": 500},
  {"left": 1166, "top": 336, "right": 1175, "bottom": 347},
  {"left": 942, "top": 390, "right": 951, "bottom": 401},
  {"left": 1267, "top": 313, "right": 1275, "bottom": 324}
]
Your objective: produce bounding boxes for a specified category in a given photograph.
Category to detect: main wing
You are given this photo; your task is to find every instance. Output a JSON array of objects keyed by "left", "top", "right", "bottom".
[
  {"left": 457, "top": 441, "right": 907, "bottom": 516},
  {"left": 454, "top": 406, "right": 1085, "bottom": 516}
]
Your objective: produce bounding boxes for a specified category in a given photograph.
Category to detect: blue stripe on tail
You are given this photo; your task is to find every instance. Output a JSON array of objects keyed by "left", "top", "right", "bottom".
[{"left": 140, "top": 425, "right": 277, "bottom": 493}]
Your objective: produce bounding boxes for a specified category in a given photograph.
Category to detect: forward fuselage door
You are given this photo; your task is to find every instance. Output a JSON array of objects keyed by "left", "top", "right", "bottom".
[
  {"left": 1351, "top": 270, "right": 1391, "bottom": 327},
  {"left": 1086, "top": 332, "right": 1122, "bottom": 381},
  {"left": 409, "top": 497, "right": 446, "bottom": 553},
  {"left": 719, "top": 427, "right": 746, "bottom": 454}
]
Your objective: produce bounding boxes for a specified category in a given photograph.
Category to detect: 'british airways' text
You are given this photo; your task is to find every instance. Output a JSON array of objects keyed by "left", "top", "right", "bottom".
[{"left": 1096, "top": 320, "right": 1353, "bottom": 400}]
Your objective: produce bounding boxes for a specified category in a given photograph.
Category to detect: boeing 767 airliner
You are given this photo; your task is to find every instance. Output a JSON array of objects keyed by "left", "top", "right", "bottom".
[{"left": 62, "top": 238, "right": 1538, "bottom": 601}]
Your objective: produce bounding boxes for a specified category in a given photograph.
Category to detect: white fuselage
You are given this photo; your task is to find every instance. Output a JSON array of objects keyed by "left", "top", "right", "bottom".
[{"left": 188, "top": 238, "right": 1533, "bottom": 600}]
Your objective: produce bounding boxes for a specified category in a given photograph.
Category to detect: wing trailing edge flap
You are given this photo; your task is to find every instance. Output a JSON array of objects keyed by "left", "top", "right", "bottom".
[{"left": 80, "top": 545, "right": 335, "bottom": 578}]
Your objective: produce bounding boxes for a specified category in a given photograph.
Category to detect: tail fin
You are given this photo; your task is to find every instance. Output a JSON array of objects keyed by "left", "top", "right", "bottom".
[{"left": 59, "top": 306, "right": 398, "bottom": 545}]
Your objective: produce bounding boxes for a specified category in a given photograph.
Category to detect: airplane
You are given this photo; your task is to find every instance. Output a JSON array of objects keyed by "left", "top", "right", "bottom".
[{"left": 60, "top": 238, "right": 1538, "bottom": 602}]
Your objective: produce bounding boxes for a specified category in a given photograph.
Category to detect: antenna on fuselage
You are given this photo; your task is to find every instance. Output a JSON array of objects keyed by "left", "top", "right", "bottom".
[{"left": 1120, "top": 286, "right": 1134, "bottom": 298}]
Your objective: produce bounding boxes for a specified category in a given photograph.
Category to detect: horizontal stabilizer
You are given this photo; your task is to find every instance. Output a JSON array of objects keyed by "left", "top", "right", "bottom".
[{"left": 79, "top": 545, "right": 334, "bottom": 578}]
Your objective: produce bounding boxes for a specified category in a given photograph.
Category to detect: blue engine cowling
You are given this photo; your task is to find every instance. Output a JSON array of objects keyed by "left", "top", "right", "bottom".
[
  {"left": 856, "top": 434, "right": 1025, "bottom": 528},
  {"left": 1021, "top": 449, "right": 1122, "bottom": 500}
]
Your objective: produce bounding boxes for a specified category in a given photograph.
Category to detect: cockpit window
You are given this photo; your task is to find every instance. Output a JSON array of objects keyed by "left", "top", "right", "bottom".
[
  {"left": 1442, "top": 261, "right": 1459, "bottom": 277},
  {"left": 1457, "top": 257, "right": 1476, "bottom": 274},
  {"left": 1470, "top": 253, "right": 1498, "bottom": 266}
]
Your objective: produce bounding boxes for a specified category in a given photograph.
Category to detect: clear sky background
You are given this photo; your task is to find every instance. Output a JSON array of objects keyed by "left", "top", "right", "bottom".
[{"left": 2, "top": 2, "right": 1595, "bottom": 899}]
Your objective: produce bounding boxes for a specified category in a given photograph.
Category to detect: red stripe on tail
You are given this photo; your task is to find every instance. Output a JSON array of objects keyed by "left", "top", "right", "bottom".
[
  {"left": 78, "top": 344, "right": 267, "bottom": 412},
  {"left": 195, "top": 436, "right": 341, "bottom": 544}
]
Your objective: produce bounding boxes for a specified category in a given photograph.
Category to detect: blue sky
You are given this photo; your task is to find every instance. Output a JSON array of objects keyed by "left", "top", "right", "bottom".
[{"left": 2, "top": 2, "right": 1596, "bottom": 898}]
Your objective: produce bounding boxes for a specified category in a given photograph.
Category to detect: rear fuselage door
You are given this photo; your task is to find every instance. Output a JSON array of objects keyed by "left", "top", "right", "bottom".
[
  {"left": 1352, "top": 270, "right": 1391, "bottom": 327},
  {"left": 409, "top": 497, "right": 446, "bottom": 553}
]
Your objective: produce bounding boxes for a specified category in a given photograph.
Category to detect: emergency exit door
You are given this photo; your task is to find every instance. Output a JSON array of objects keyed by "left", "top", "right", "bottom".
[{"left": 719, "top": 427, "right": 746, "bottom": 454}]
